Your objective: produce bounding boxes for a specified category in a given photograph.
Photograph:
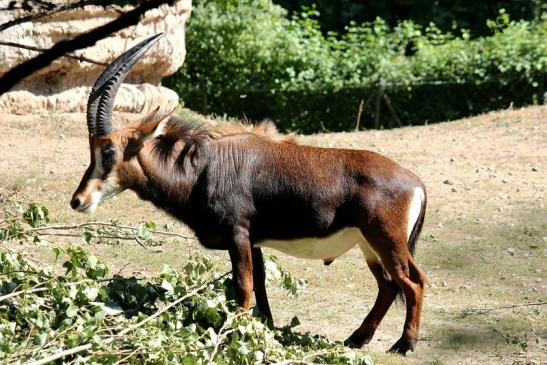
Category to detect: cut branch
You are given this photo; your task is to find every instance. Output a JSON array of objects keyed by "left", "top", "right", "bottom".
[
  {"left": 0, "top": 0, "right": 173, "bottom": 95},
  {"left": 29, "top": 221, "right": 197, "bottom": 241},
  {"left": 0, "top": 287, "right": 48, "bottom": 303},
  {"left": 0, "top": 41, "right": 107, "bottom": 66}
]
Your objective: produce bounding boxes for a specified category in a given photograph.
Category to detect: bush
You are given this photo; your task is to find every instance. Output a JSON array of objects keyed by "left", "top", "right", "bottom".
[{"left": 165, "top": 1, "right": 546, "bottom": 132}]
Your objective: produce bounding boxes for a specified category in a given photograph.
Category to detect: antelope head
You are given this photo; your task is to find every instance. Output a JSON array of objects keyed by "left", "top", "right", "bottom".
[{"left": 70, "top": 33, "right": 165, "bottom": 213}]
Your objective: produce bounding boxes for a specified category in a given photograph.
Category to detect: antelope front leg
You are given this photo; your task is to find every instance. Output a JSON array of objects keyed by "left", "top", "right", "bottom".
[{"left": 228, "top": 225, "right": 254, "bottom": 311}]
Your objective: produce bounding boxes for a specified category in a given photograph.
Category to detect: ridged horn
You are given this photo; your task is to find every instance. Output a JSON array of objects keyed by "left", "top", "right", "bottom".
[{"left": 89, "top": 33, "right": 164, "bottom": 136}]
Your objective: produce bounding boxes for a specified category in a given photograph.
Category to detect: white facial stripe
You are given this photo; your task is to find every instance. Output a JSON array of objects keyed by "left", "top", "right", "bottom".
[
  {"left": 407, "top": 187, "right": 425, "bottom": 242},
  {"left": 77, "top": 174, "right": 121, "bottom": 214},
  {"left": 93, "top": 147, "right": 104, "bottom": 178},
  {"left": 75, "top": 147, "right": 122, "bottom": 214},
  {"left": 81, "top": 190, "right": 102, "bottom": 214}
]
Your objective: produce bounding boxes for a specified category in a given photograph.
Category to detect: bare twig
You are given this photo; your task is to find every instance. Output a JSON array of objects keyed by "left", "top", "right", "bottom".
[
  {"left": 134, "top": 236, "right": 149, "bottom": 250},
  {"left": 461, "top": 301, "right": 547, "bottom": 315},
  {"left": 0, "top": 0, "right": 173, "bottom": 95},
  {"left": 207, "top": 313, "right": 244, "bottom": 365},
  {"left": 0, "top": 0, "right": 105, "bottom": 32},
  {"left": 0, "top": 287, "right": 48, "bottom": 302},
  {"left": 0, "top": 41, "right": 107, "bottom": 66}
]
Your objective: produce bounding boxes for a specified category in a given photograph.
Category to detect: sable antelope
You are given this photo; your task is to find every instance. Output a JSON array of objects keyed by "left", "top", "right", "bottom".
[{"left": 71, "top": 33, "right": 427, "bottom": 355}]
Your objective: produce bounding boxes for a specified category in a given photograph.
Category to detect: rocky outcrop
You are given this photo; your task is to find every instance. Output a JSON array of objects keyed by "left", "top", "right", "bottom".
[{"left": 0, "top": 0, "right": 191, "bottom": 115}]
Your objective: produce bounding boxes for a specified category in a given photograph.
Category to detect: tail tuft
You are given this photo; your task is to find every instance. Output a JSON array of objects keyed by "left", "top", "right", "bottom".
[
  {"left": 408, "top": 191, "right": 427, "bottom": 257},
  {"left": 395, "top": 188, "right": 427, "bottom": 302}
]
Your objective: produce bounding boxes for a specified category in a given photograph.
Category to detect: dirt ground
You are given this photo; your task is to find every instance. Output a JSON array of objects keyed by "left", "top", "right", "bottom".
[{"left": 0, "top": 106, "right": 545, "bottom": 364}]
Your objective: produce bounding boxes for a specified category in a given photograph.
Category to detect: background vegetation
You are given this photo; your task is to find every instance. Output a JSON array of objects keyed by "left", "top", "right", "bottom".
[{"left": 165, "top": 0, "right": 547, "bottom": 133}]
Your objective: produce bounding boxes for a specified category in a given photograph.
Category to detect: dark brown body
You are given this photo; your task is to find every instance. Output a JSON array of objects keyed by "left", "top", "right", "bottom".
[{"left": 73, "top": 116, "right": 427, "bottom": 355}]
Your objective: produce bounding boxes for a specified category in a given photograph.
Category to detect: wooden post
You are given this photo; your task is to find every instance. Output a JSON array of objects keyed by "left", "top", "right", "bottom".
[{"left": 355, "top": 99, "right": 364, "bottom": 131}]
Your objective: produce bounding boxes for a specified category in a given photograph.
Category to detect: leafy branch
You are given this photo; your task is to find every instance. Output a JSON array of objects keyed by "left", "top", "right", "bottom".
[
  {"left": 26, "top": 273, "right": 224, "bottom": 365},
  {"left": 0, "top": 246, "right": 363, "bottom": 364},
  {"left": 0, "top": 202, "right": 363, "bottom": 363},
  {"left": 0, "top": 202, "right": 196, "bottom": 249}
]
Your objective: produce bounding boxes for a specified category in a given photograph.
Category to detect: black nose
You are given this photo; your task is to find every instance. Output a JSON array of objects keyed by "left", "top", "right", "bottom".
[{"left": 70, "top": 198, "right": 81, "bottom": 210}]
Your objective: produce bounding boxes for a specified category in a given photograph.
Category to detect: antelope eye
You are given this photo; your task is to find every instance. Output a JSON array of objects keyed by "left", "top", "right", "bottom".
[{"left": 102, "top": 147, "right": 116, "bottom": 170}]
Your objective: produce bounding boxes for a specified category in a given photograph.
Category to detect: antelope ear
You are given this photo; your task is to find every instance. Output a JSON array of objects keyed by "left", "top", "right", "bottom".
[
  {"left": 125, "top": 113, "right": 169, "bottom": 158},
  {"left": 136, "top": 112, "right": 169, "bottom": 142}
]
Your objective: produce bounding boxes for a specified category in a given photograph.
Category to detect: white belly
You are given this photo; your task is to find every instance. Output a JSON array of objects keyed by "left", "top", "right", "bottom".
[{"left": 255, "top": 227, "right": 367, "bottom": 261}]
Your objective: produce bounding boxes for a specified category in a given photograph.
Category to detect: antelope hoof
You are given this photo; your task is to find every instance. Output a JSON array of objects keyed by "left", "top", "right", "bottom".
[
  {"left": 387, "top": 337, "right": 416, "bottom": 356},
  {"left": 344, "top": 331, "right": 374, "bottom": 348}
]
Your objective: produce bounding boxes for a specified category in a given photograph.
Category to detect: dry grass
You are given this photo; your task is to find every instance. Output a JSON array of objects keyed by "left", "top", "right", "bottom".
[{"left": 0, "top": 106, "right": 545, "bottom": 364}]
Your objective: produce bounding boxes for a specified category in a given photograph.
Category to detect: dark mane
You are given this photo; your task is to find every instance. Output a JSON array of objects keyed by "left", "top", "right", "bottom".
[
  {"left": 157, "top": 115, "right": 295, "bottom": 144},
  {"left": 148, "top": 115, "right": 294, "bottom": 169}
]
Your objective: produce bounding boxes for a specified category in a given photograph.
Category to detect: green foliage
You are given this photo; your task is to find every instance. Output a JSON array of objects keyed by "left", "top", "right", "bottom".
[
  {"left": 273, "top": 0, "right": 542, "bottom": 36},
  {"left": 264, "top": 255, "right": 307, "bottom": 296},
  {"left": 165, "top": 1, "right": 546, "bottom": 132},
  {"left": 0, "top": 220, "right": 24, "bottom": 241},
  {"left": 0, "top": 248, "right": 370, "bottom": 364},
  {"left": 22, "top": 203, "right": 49, "bottom": 228},
  {"left": 0, "top": 202, "right": 173, "bottom": 247},
  {"left": 0, "top": 202, "right": 49, "bottom": 241},
  {"left": 0, "top": 202, "right": 370, "bottom": 364}
]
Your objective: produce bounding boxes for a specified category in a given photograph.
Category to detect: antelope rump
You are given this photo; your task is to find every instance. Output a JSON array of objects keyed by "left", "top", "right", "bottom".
[{"left": 71, "top": 34, "right": 428, "bottom": 355}]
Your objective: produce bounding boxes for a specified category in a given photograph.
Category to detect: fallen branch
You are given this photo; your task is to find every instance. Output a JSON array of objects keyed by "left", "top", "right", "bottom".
[
  {"left": 29, "top": 221, "right": 197, "bottom": 241},
  {"left": 0, "top": 0, "right": 173, "bottom": 95},
  {"left": 0, "top": 41, "right": 107, "bottom": 66},
  {"left": 1, "top": 220, "right": 197, "bottom": 248},
  {"left": 461, "top": 301, "right": 547, "bottom": 315},
  {"left": 0, "top": 287, "right": 48, "bottom": 303},
  {"left": 0, "top": 270, "right": 50, "bottom": 277}
]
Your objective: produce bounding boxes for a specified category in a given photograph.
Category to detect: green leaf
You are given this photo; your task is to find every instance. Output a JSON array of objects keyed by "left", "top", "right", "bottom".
[
  {"left": 23, "top": 203, "right": 49, "bottom": 227},
  {"left": 361, "top": 355, "right": 374, "bottom": 365},
  {"left": 83, "top": 287, "right": 99, "bottom": 301},
  {"left": 81, "top": 231, "right": 93, "bottom": 244},
  {"left": 86, "top": 255, "right": 98, "bottom": 269},
  {"left": 53, "top": 247, "right": 63, "bottom": 262},
  {"left": 145, "top": 221, "right": 157, "bottom": 230},
  {"left": 66, "top": 304, "right": 78, "bottom": 318},
  {"left": 160, "top": 279, "right": 174, "bottom": 293}
]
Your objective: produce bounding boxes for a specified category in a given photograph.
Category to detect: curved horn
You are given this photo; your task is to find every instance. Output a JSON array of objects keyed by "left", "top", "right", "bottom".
[
  {"left": 86, "top": 45, "right": 144, "bottom": 135},
  {"left": 90, "top": 33, "right": 164, "bottom": 136}
]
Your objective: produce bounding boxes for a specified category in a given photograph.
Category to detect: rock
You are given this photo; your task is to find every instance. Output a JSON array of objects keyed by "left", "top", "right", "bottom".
[
  {"left": 0, "top": 0, "right": 191, "bottom": 114},
  {"left": 506, "top": 247, "right": 515, "bottom": 256}
]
